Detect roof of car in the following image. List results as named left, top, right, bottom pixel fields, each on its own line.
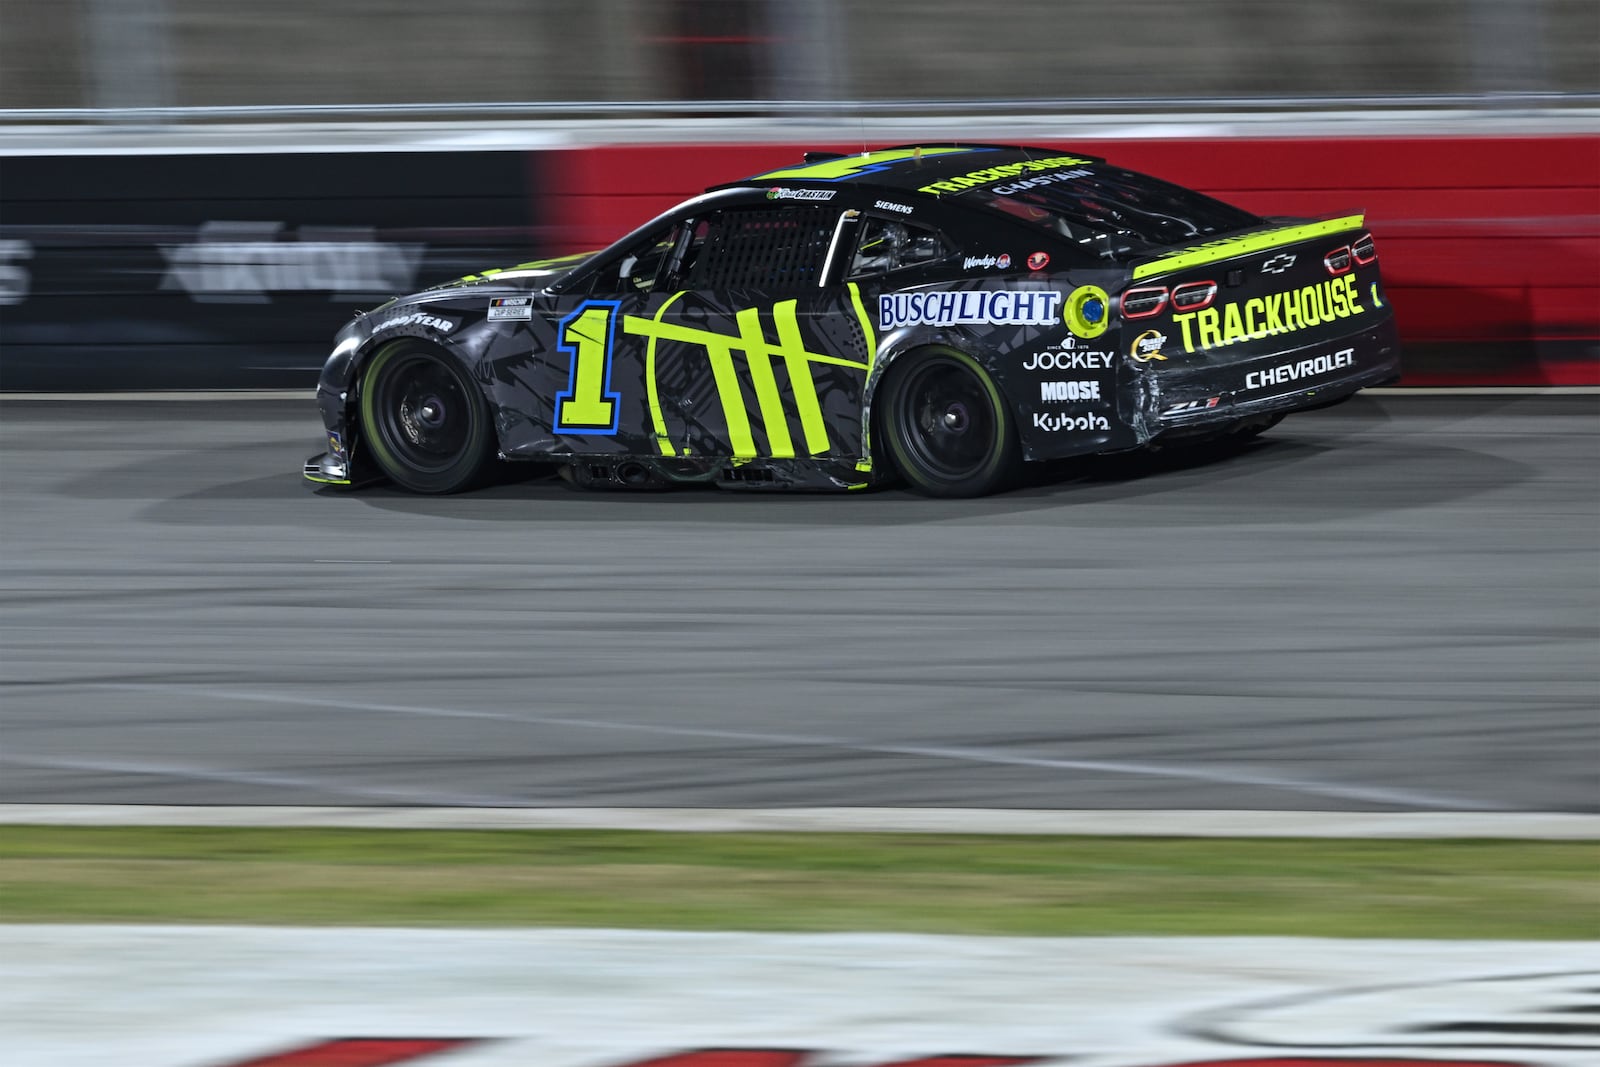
left=722, top=144, right=1108, bottom=197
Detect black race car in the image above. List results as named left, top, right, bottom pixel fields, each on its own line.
left=304, top=144, right=1401, bottom=497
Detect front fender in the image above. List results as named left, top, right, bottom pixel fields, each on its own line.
left=314, top=317, right=486, bottom=484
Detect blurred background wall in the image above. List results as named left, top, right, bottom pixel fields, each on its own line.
left=2, top=1, right=1595, bottom=392
left=3, top=0, right=1597, bottom=110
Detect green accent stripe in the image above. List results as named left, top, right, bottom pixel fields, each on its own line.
left=705, top=341, right=755, bottom=458
left=1131, top=215, right=1365, bottom=281
left=770, top=300, right=830, bottom=456
left=848, top=281, right=879, bottom=364
left=847, top=282, right=879, bottom=473
left=638, top=291, right=688, bottom=456
left=737, top=307, right=795, bottom=458
left=631, top=318, right=868, bottom=371
left=753, top=147, right=973, bottom=181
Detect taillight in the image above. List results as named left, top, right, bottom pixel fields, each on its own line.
left=1171, top=280, right=1217, bottom=311
left=1121, top=285, right=1169, bottom=319
left=1324, top=246, right=1352, bottom=275
left=1352, top=232, right=1377, bottom=265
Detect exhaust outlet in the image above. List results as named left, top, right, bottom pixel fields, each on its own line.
left=615, top=461, right=652, bottom=487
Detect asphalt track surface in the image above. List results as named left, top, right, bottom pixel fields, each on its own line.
left=2, top=393, right=1596, bottom=814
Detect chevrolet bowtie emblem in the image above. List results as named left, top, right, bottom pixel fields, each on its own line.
left=1260, top=253, right=1296, bottom=274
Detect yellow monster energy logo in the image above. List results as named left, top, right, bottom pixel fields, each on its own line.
left=554, top=287, right=878, bottom=460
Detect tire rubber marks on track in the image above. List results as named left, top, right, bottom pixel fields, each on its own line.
left=73, top=681, right=1495, bottom=811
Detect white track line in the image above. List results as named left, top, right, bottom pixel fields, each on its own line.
left=28, top=680, right=1506, bottom=812
left=2, top=804, right=1596, bottom=838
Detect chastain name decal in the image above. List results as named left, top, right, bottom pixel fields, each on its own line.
left=880, top=289, right=1062, bottom=330
left=1246, top=347, right=1355, bottom=391
left=993, top=168, right=1093, bottom=195
left=1171, top=274, right=1364, bottom=353
left=767, top=187, right=837, bottom=201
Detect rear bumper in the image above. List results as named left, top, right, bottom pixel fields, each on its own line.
left=1144, top=314, right=1402, bottom=435
left=304, top=383, right=364, bottom=487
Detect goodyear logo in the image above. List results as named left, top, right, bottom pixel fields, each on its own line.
left=376, top=310, right=454, bottom=332
left=917, top=156, right=1095, bottom=195
left=1170, top=274, right=1365, bottom=354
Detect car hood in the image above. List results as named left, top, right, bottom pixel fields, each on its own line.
left=423, top=250, right=598, bottom=294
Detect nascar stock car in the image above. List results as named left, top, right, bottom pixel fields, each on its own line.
left=304, top=144, right=1400, bottom=497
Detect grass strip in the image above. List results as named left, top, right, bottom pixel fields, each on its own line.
left=1, top=826, right=1595, bottom=938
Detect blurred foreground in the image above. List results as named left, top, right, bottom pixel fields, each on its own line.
left=6, top=924, right=1597, bottom=1065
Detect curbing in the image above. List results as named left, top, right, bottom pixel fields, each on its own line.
left=5, top=926, right=1599, bottom=1065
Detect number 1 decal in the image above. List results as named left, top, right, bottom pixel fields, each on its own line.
left=554, top=300, right=622, bottom=434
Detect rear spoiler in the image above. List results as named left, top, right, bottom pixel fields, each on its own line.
left=1131, top=214, right=1365, bottom=281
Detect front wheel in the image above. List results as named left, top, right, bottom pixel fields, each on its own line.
left=358, top=342, right=495, bottom=493
left=878, top=348, right=1019, bottom=497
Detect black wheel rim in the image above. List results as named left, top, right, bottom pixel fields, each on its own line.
left=372, top=355, right=474, bottom=472
left=893, top=357, right=997, bottom=480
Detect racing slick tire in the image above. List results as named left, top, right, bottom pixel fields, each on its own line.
left=878, top=347, right=1019, bottom=498
left=358, top=341, right=496, bottom=494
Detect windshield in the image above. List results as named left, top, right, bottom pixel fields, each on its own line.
left=967, top=165, right=1262, bottom=260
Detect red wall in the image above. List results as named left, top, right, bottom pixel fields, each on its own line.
left=544, top=136, right=1600, bottom=386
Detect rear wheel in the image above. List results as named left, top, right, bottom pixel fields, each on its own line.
left=359, top=343, right=495, bottom=493
left=878, top=348, right=1019, bottom=497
